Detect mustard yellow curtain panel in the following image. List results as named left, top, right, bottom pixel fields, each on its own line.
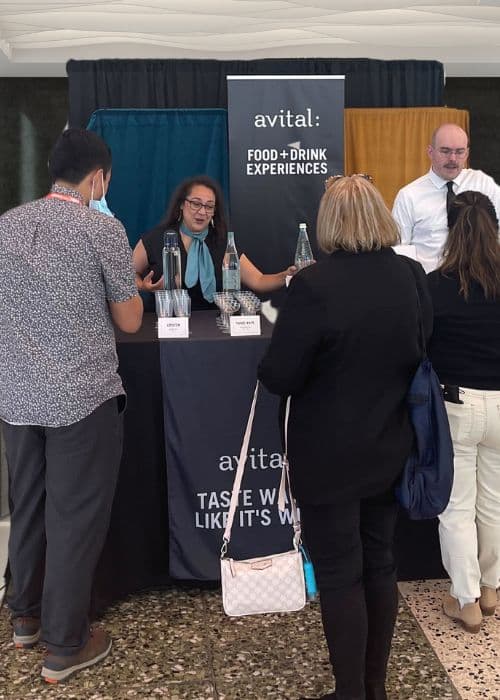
left=344, top=107, right=469, bottom=208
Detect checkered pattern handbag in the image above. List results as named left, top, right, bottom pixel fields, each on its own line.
left=220, top=382, right=306, bottom=617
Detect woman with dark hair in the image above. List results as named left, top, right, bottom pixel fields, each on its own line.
left=428, top=190, right=500, bottom=631
left=132, top=175, right=295, bottom=310
left=258, top=175, right=432, bottom=700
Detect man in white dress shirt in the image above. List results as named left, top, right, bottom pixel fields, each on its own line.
left=392, top=123, right=500, bottom=272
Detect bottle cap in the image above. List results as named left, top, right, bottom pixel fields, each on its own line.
left=164, top=229, right=179, bottom=247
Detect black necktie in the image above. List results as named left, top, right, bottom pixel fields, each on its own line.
left=446, top=181, right=455, bottom=215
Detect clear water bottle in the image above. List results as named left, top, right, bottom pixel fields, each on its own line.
left=222, top=230, right=241, bottom=291
left=162, top=230, right=182, bottom=290
left=294, top=222, right=314, bottom=270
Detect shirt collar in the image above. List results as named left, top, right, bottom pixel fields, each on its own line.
left=51, top=183, right=85, bottom=204
left=428, top=167, right=468, bottom=190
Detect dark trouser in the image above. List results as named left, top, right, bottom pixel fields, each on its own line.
left=2, top=397, right=123, bottom=655
left=300, top=487, right=399, bottom=700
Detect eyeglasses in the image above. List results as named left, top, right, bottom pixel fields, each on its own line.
left=184, top=198, right=216, bottom=214
left=324, top=173, right=373, bottom=190
left=435, top=147, right=468, bottom=157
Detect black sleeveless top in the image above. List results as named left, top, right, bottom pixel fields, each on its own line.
left=141, top=223, right=226, bottom=311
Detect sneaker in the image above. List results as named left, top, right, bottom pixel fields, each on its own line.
left=12, top=616, right=41, bottom=649
left=443, top=593, right=482, bottom=633
left=479, top=586, right=498, bottom=616
left=41, top=627, right=112, bottom=683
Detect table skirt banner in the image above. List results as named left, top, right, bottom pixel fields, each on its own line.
left=159, top=331, right=295, bottom=580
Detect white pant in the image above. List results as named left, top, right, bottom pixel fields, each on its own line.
left=439, top=387, right=500, bottom=600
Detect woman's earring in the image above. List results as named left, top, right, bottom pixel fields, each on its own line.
left=210, top=218, right=214, bottom=227
left=178, top=211, right=182, bottom=222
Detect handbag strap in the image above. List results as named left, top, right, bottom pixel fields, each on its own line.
left=221, top=382, right=301, bottom=556
left=278, top=396, right=301, bottom=546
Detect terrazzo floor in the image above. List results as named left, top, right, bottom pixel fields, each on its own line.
left=0, top=586, right=464, bottom=700
left=399, top=580, right=499, bottom=700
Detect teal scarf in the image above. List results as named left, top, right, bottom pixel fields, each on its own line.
left=180, top=223, right=216, bottom=303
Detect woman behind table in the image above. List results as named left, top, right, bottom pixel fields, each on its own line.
left=258, top=175, right=432, bottom=700
left=132, top=175, right=295, bottom=310
left=428, top=191, right=500, bottom=632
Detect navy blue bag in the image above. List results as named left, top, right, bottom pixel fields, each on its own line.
left=396, top=269, right=454, bottom=520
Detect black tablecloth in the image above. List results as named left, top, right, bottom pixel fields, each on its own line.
left=92, top=312, right=445, bottom=611
left=92, top=314, right=171, bottom=612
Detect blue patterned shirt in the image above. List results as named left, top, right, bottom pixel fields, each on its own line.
left=0, top=184, right=138, bottom=426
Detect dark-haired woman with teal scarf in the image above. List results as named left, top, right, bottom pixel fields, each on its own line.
left=132, top=175, right=295, bottom=310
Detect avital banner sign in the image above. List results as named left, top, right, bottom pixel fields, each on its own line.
left=227, top=75, right=344, bottom=277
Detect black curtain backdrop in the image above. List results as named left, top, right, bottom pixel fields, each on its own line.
left=67, top=58, right=444, bottom=128
left=445, top=77, right=500, bottom=186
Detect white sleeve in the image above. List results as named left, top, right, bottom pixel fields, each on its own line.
left=392, top=188, right=415, bottom=245
left=481, top=174, right=500, bottom=224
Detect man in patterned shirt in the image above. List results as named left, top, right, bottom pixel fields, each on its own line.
left=0, top=129, right=143, bottom=682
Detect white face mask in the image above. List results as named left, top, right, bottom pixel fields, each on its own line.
left=90, top=172, right=114, bottom=217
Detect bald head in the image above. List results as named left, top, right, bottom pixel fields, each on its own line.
left=428, top=124, right=469, bottom=181
left=430, top=124, right=468, bottom=148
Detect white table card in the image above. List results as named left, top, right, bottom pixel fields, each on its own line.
left=229, top=315, right=261, bottom=336
left=158, top=317, right=189, bottom=339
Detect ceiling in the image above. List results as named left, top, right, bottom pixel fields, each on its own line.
left=1, top=1, right=500, bottom=78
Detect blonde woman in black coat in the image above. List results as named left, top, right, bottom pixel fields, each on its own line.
left=258, top=175, right=432, bottom=700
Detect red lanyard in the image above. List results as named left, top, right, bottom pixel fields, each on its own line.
left=46, top=193, right=83, bottom=206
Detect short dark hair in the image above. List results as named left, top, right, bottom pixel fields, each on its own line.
left=161, top=175, right=227, bottom=244
left=48, top=128, right=112, bottom=185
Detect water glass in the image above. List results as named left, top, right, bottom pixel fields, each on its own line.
left=234, top=291, right=261, bottom=316
left=213, top=292, right=240, bottom=333
left=155, top=290, right=173, bottom=317
left=172, top=289, right=191, bottom=317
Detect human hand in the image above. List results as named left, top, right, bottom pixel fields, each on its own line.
left=290, top=260, right=317, bottom=276
left=282, top=265, right=298, bottom=288
left=141, top=270, right=164, bottom=292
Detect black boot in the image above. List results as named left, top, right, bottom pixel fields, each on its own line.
left=366, top=681, right=388, bottom=700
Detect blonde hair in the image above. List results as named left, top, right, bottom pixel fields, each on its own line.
left=317, top=175, right=400, bottom=253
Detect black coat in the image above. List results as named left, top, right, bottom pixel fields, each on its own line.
left=258, top=248, right=432, bottom=505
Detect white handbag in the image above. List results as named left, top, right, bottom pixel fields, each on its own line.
left=220, top=381, right=306, bottom=617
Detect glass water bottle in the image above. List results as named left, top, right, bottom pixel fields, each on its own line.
left=162, top=230, right=182, bottom=290
left=294, top=223, right=314, bottom=270
left=222, top=230, right=241, bottom=291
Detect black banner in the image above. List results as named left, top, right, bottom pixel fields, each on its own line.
left=160, top=315, right=298, bottom=580
left=227, top=75, right=344, bottom=276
